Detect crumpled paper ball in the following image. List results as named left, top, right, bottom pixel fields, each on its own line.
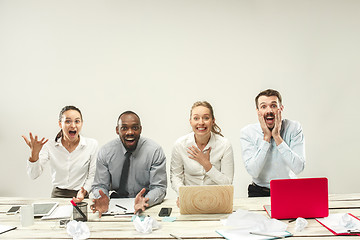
left=133, top=216, right=160, bottom=234
left=340, top=213, right=357, bottom=229
left=294, top=217, right=308, bottom=232
left=66, top=220, right=90, bottom=240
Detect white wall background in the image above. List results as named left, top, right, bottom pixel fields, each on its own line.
left=1, top=0, right=359, bottom=199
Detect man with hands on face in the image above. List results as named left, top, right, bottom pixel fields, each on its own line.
left=90, top=111, right=167, bottom=217
left=240, top=89, right=305, bottom=197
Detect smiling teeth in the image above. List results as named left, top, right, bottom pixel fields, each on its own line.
left=198, top=128, right=206, bottom=130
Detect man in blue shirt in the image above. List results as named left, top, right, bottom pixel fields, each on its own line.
left=240, top=89, right=305, bottom=197
left=91, top=111, right=167, bottom=216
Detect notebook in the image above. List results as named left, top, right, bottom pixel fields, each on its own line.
left=179, top=185, right=233, bottom=214
left=264, top=177, right=328, bottom=219
left=102, top=198, right=135, bottom=216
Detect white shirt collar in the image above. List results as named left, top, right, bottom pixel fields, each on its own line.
left=189, top=132, right=216, bottom=151
left=55, top=135, right=86, bottom=148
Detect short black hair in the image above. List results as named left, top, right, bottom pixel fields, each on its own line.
left=117, top=111, right=141, bottom=125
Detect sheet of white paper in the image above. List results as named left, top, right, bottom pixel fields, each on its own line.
left=223, top=209, right=287, bottom=232
left=0, top=224, right=16, bottom=234
left=41, top=205, right=72, bottom=220
left=105, top=198, right=135, bottom=215
left=216, top=229, right=291, bottom=240
left=316, top=213, right=360, bottom=234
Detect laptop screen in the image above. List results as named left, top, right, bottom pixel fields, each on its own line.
left=33, top=202, right=58, bottom=217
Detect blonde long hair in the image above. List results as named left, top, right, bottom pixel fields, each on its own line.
left=190, top=101, right=223, bottom=137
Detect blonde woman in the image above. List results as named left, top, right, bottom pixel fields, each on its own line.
left=170, top=101, right=234, bottom=198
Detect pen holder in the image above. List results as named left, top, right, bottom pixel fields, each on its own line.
left=73, top=202, right=88, bottom=221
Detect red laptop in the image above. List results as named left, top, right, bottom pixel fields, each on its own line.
left=265, top=177, right=329, bottom=219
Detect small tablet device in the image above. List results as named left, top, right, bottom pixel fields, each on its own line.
left=33, top=202, right=59, bottom=217
left=6, top=206, right=21, bottom=215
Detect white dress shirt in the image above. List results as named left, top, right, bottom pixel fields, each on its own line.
left=240, top=119, right=306, bottom=188
left=27, top=136, right=98, bottom=193
left=170, top=132, right=234, bottom=194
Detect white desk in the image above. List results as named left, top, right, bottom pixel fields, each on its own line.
left=0, top=194, right=360, bottom=239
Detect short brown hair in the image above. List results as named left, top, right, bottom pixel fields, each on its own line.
left=255, top=89, right=282, bottom=109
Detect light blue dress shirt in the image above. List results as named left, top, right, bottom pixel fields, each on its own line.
left=91, top=137, right=167, bottom=207
left=240, top=119, right=305, bottom=188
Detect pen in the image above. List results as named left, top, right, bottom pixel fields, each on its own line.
left=115, top=204, right=127, bottom=211
left=135, top=209, right=143, bottom=216
left=249, top=231, right=285, bottom=239
left=70, top=200, right=87, bottom=219
left=169, top=233, right=183, bottom=240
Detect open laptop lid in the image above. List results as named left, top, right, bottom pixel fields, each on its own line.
left=33, top=202, right=59, bottom=217
left=269, top=177, right=328, bottom=219
left=179, top=185, right=233, bottom=214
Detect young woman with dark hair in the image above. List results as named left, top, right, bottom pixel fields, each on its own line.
left=22, top=106, right=98, bottom=202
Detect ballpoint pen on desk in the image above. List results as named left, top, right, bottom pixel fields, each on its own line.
left=70, top=200, right=87, bottom=220
left=249, top=231, right=285, bottom=239
left=115, top=204, right=127, bottom=211
left=169, top=233, right=183, bottom=240
left=347, top=230, right=360, bottom=234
